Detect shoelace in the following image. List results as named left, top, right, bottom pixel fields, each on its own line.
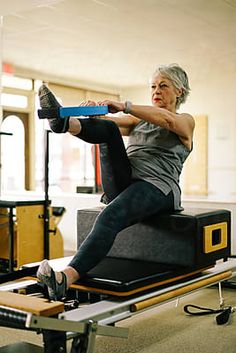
left=183, top=304, right=233, bottom=325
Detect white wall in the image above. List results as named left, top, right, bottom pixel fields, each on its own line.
left=51, top=193, right=101, bottom=251
left=121, top=85, right=150, bottom=105
left=184, top=70, right=236, bottom=197
left=121, top=68, right=236, bottom=198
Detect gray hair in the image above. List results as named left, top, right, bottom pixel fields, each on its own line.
left=153, top=63, right=190, bottom=109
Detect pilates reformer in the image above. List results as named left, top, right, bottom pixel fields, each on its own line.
left=0, top=205, right=235, bottom=353
left=0, top=106, right=234, bottom=352
left=0, top=259, right=235, bottom=353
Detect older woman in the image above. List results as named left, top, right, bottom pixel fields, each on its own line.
left=37, top=63, right=195, bottom=300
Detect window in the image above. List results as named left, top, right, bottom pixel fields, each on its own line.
left=1, top=93, right=28, bottom=109
left=1, top=116, right=25, bottom=191
left=35, top=83, right=120, bottom=194
left=2, top=75, right=33, bottom=90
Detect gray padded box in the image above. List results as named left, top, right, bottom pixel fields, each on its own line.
left=77, top=207, right=231, bottom=268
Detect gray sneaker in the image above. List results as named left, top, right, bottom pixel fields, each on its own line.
left=37, top=259, right=67, bottom=301
left=38, top=84, right=70, bottom=133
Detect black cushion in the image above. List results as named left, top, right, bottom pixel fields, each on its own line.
left=77, top=256, right=203, bottom=294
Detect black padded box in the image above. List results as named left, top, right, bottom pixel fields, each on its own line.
left=77, top=207, right=231, bottom=269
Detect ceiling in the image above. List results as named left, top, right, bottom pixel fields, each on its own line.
left=1, top=0, right=236, bottom=90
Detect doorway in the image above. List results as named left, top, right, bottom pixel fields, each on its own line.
left=1, top=111, right=30, bottom=191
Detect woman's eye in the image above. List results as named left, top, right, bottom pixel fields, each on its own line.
left=150, top=83, right=168, bottom=90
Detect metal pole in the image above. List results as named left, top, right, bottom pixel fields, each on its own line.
left=43, top=129, right=50, bottom=259
left=8, top=207, right=14, bottom=272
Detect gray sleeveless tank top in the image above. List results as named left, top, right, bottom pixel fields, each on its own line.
left=126, top=120, right=191, bottom=210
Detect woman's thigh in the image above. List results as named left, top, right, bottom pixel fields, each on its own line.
left=77, top=118, right=132, bottom=200
left=69, top=180, right=174, bottom=275
left=97, top=180, right=174, bottom=232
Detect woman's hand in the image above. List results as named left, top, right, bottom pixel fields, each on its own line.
left=79, top=100, right=96, bottom=107
left=79, top=100, right=106, bottom=118
left=98, top=100, right=125, bottom=114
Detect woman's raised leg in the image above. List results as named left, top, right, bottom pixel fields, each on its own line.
left=76, top=118, right=132, bottom=201
left=39, top=84, right=132, bottom=200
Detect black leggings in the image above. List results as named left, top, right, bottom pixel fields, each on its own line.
left=76, top=118, right=132, bottom=201
left=69, top=118, right=174, bottom=275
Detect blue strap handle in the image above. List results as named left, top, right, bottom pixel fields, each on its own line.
left=38, top=105, right=109, bottom=119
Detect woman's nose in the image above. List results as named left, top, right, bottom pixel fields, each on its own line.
left=153, top=85, right=160, bottom=94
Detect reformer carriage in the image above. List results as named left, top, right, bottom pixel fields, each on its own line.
left=0, top=206, right=234, bottom=353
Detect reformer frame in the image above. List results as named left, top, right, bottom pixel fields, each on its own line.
left=0, top=260, right=235, bottom=353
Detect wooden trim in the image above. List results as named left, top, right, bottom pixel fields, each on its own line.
left=0, top=291, right=64, bottom=316
left=203, top=222, right=228, bottom=253
left=130, top=270, right=231, bottom=312
left=70, top=267, right=211, bottom=297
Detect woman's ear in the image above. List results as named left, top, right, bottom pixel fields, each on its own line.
left=175, top=87, right=182, bottom=98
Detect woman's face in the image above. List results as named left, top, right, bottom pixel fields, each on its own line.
left=150, top=74, right=181, bottom=112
